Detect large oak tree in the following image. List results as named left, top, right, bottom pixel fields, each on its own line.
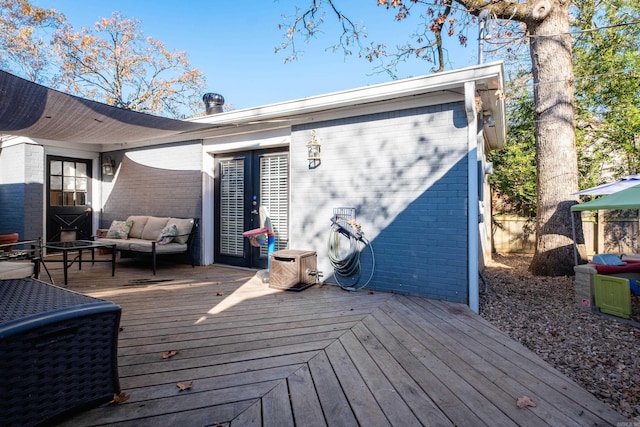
left=0, top=2, right=206, bottom=119
left=0, top=0, right=64, bottom=83
left=282, top=0, right=585, bottom=275
left=53, top=11, right=205, bottom=119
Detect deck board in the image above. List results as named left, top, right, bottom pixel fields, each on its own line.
left=324, top=340, right=391, bottom=427
left=262, top=380, right=295, bottom=427
left=34, top=256, right=626, bottom=426
left=287, top=364, right=326, bottom=427
left=350, top=321, right=453, bottom=426
left=307, top=350, right=359, bottom=427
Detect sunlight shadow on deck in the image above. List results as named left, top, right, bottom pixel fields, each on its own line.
left=86, top=280, right=216, bottom=299
left=195, top=274, right=280, bottom=324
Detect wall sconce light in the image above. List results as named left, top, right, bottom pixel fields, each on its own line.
left=483, top=113, right=495, bottom=127
left=102, top=155, right=115, bottom=176
left=484, top=162, right=494, bottom=175
left=307, top=130, right=321, bottom=168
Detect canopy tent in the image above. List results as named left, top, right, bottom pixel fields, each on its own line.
left=571, top=184, right=640, bottom=212
left=575, top=175, right=640, bottom=196
left=570, top=184, right=640, bottom=264
left=0, top=70, right=214, bottom=148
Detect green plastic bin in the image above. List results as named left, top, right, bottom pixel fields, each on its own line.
left=594, top=274, right=632, bottom=319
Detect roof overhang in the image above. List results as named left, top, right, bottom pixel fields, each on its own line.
left=189, top=61, right=507, bottom=150
left=0, top=62, right=507, bottom=151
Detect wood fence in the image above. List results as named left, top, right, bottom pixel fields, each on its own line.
left=492, top=211, right=640, bottom=255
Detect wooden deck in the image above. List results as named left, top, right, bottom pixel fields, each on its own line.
left=39, top=255, right=626, bottom=426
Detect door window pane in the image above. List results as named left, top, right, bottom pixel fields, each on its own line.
left=50, top=160, right=62, bottom=176
left=76, top=192, right=87, bottom=206
left=50, top=176, right=62, bottom=190
left=76, top=163, right=87, bottom=178
left=63, top=161, right=75, bottom=177
left=76, top=177, right=87, bottom=191
left=63, top=177, right=75, bottom=191
left=260, top=154, right=289, bottom=255
left=63, top=192, right=75, bottom=206
left=50, top=191, right=63, bottom=206
left=220, top=159, right=245, bottom=256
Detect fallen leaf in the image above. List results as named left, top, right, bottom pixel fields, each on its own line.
left=516, top=395, right=536, bottom=409
left=368, top=290, right=375, bottom=295
left=177, top=381, right=193, bottom=391
left=110, top=391, right=130, bottom=404
left=216, top=291, right=224, bottom=296
left=162, top=350, right=179, bottom=359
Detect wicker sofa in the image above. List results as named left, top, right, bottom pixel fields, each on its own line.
left=95, top=216, right=198, bottom=275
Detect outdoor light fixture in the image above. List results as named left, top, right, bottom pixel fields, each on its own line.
left=307, top=130, right=321, bottom=168
left=483, top=113, right=496, bottom=127
left=102, top=155, right=115, bottom=176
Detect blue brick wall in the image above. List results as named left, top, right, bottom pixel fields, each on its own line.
left=289, top=102, right=470, bottom=303
left=0, top=143, right=44, bottom=240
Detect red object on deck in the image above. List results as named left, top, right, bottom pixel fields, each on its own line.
left=594, top=260, right=640, bottom=273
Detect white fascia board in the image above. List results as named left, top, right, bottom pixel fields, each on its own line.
left=189, top=62, right=506, bottom=128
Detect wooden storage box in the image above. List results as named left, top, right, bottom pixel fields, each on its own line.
left=0, top=278, right=121, bottom=426
left=269, top=250, right=317, bottom=291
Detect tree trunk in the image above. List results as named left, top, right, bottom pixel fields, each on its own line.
left=528, top=1, right=586, bottom=276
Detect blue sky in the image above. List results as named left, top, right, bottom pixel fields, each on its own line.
left=34, top=0, right=478, bottom=110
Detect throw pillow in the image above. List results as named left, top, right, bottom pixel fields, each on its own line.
left=106, top=220, right=133, bottom=239
left=157, top=224, right=178, bottom=245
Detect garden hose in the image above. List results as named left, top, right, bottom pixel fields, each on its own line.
left=327, top=219, right=375, bottom=291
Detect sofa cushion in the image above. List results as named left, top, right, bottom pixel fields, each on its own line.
left=127, top=216, right=149, bottom=239
left=169, top=218, right=195, bottom=244
left=106, top=220, right=133, bottom=239
left=0, top=261, right=34, bottom=279
left=157, top=224, right=178, bottom=245
left=129, top=241, right=188, bottom=254
left=96, top=238, right=134, bottom=251
left=141, top=217, right=169, bottom=240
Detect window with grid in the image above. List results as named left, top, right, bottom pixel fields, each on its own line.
left=49, top=160, right=88, bottom=206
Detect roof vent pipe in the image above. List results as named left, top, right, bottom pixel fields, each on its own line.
left=203, top=93, right=225, bottom=115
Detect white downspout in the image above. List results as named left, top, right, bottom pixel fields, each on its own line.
left=465, top=81, right=480, bottom=313
left=201, top=148, right=215, bottom=265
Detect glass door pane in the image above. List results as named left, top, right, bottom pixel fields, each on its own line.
left=219, top=158, right=245, bottom=256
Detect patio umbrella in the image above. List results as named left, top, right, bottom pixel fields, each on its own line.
left=570, top=184, right=640, bottom=264
left=575, top=174, right=640, bottom=195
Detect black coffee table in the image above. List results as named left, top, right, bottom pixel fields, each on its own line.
left=44, top=240, right=116, bottom=286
